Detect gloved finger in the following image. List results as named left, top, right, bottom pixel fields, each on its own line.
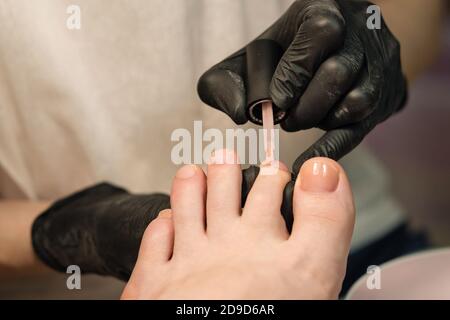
left=281, top=180, right=295, bottom=232
left=197, top=48, right=248, bottom=124
left=240, top=165, right=260, bottom=208
left=269, top=0, right=345, bottom=112
left=291, top=120, right=374, bottom=176
left=319, top=67, right=381, bottom=130
left=281, top=40, right=365, bottom=132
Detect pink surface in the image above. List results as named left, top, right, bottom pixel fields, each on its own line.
left=347, top=249, right=450, bottom=300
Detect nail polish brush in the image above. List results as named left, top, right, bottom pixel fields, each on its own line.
left=246, top=39, right=287, bottom=163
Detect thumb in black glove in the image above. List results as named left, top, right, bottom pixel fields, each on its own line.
left=198, top=0, right=407, bottom=169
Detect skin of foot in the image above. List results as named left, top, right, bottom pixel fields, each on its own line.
left=121, top=150, right=355, bottom=300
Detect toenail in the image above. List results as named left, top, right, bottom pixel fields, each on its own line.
left=300, top=160, right=339, bottom=192
left=176, top=165, right=197, bottom=179
left=209, top=149, right=237, bottom=165
left=158, top=210, right=172, bottom=219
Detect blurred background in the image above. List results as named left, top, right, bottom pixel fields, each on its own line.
left=366, top=19, right=450, bottom=246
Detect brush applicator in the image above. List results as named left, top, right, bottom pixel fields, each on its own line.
left=246, top=39, right=286, bottom=164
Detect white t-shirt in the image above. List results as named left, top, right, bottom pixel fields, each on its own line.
left=0, top=0, right=405, bottom=298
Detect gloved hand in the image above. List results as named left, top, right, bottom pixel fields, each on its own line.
left=198, top=0, right=408, bottom=168
left=32, top=183, right=170, bottom=281
left=32, top=170, right=292, bottom=281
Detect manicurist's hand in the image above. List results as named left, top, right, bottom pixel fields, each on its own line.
left=198, top=0, right=407, bottom=171
left=122, top=150, right=355, bottom=300
left=32, top=184, right=170, bottom=281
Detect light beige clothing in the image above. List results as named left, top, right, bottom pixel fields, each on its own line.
left=0, top=0, right=404, bottom=298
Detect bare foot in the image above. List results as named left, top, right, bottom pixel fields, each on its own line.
left=122, top=150, right=355, bottom=300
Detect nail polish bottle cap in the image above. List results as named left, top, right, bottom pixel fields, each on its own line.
left=246, top=39, right=287, bottom=125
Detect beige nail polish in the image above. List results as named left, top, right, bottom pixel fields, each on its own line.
left=300, top=160, right=339, bottom=192
left=158, top=210, right=172, bottom=219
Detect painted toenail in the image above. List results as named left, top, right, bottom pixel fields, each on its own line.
left=300, top=160, right=339, bottom=192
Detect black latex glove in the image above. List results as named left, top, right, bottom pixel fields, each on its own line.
left=198, top=0, right=408, bottom=171
left=32, top=183, right=170, bottom=281
left=32, top=168, right=289, bottom=281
